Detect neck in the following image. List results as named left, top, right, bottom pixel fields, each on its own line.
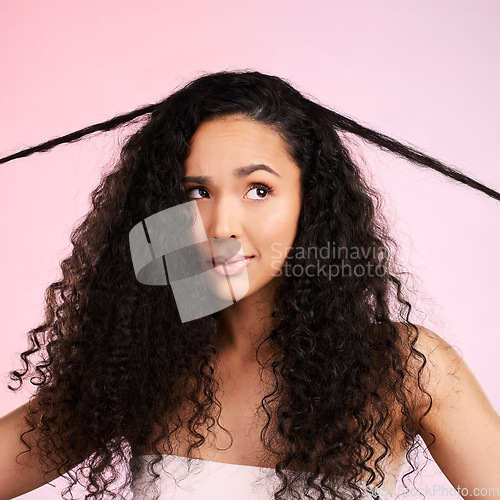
left=214, top=279, right=281, bottom=367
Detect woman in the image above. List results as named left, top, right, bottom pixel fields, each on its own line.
left=0, top=70, right=499, bottom=499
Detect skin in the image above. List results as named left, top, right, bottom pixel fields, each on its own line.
left=182, top=115, right=302, bottom=367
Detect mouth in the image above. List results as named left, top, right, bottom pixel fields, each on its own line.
left=211, top=255, right=255, bottom=266
left=208, top=256, right=255, bottom=276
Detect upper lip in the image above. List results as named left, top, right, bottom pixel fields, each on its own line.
left=212, top=255, right=253, bottom=266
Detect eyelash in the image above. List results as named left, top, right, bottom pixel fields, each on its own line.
left=184, top=182, right=274, bottom=201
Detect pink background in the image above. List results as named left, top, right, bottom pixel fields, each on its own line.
left=1, top=1, right=499, bottom=498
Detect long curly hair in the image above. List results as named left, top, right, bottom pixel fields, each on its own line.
left=2, top=70, right=499, bottom=500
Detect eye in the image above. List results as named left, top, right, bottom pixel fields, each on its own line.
left=185, top=186, right=209, bottom=199
left=246, top=183, right=274, bottom=200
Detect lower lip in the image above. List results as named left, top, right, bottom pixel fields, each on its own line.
left=212, top=257, right=253, bottom=276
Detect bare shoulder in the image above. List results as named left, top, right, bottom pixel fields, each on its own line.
left=0, top=399, right=95, bottom=499
left=391, top=323, right=500, bottom=491
left=391, top=322, right=467, bottom=413
left=391, top=321, right=456, bottom=356
left=369, top=322, right=461, bottom=429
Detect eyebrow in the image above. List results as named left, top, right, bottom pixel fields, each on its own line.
left=182, top=164, right=281, bottom=184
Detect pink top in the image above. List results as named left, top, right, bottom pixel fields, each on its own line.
left=130, top=454, right=392, bottom=499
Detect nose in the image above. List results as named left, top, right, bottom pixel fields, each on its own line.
left=204, top=195, right=241, bottom=241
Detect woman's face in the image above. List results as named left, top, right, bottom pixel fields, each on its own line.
left=182, top=115, right=302, bottom=303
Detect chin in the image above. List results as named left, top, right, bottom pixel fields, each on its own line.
left=203, top=268, right=252, bottom=303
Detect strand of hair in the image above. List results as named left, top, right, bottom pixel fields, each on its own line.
left=322, top=106, right=500, bottom=202
left=0, top=103, right=159, bottom=165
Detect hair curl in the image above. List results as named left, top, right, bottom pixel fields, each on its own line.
left=3, top=70, right=499, bottom=500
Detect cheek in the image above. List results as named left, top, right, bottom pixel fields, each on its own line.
left=265, top=207, right=295, bottom=235
left=267, top=197, right=301, bottom=240
left=258, top=204, right=300, bottom=261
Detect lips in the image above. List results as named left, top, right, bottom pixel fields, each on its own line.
left=211, top=256, right=254, bottom=276
left=212, top=255, right=254, bottom=266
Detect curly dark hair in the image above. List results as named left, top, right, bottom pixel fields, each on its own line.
left=2, top=70, right=499, bottom=500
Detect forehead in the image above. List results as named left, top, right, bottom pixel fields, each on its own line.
left=184, top=116, right=294, bottom=171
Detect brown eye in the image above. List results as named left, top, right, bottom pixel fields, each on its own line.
left=186, top=186, right=209, bottom=199
left=247, top=183, right=274, bottom=200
